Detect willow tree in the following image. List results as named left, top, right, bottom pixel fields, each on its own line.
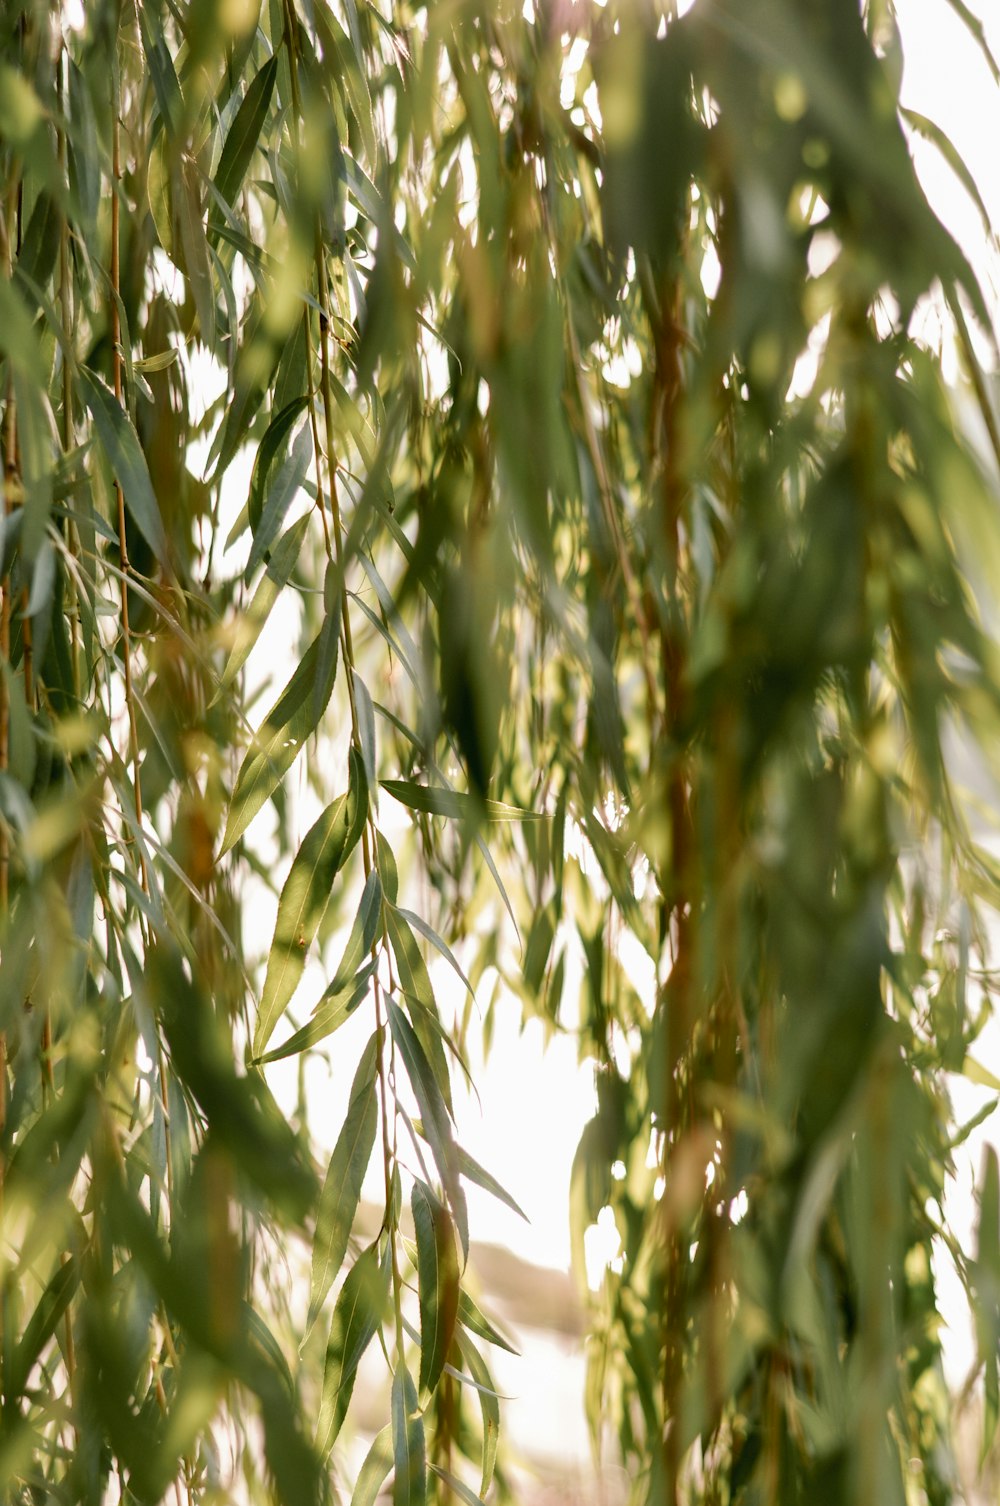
left=1, top=0, right=1000, bottom=1502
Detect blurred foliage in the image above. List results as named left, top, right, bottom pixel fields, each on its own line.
left=1, top=0, right=1000, bottom=1503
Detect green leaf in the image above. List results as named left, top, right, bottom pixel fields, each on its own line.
left=79, top=368, right=169, bottom=569
left=977, top=1145, right=1000, bottom=1451
left=214, top=514, right=310, bottom=703
left=0, top=65, right=43, bottom=146
left=17, top=190, right=61, bottom=294
left=351, top=1424, right=394, bottom=1506
left=354, top=671, right=379, bottom=808
left=244, top=1304, right=296, bottom=1398
left=328, top=868, right=382, bottom=996
left=391, top=902, right=473, bottom=999
left=384, top=907, right=453, bottom=1102
left=901, top=108, right=994, bottom=240
left=147, top=131, right=176, bottom=258
left=137, top=7, right=184, bottom=137
left=411, top=1180, right=460, bottom=1396
left=254, top=963, right=375, bottom=1065
left=212, top=314, right=283, bottom=481
left=314, top=1, right=378, bottom=169
left=7, top=1254, right=80, bottom=1399
left=427, top=1466, right=486, bottom=1506
left=454, top=1143, right=528, bottom=1225
left=245, top=397, right=310, bottom=539
left=457, top=1287, right=519, bottom=1357
left=133, top=349, right=179, bottom=374
left=457, top=1335, right=499, bottom=1499
left=149, top=946, right=315, bottom=1222
left=212, top=56, right=278, bottom=216
left=254, top=748, right=369, bottom=1056
left=314, top=563, right=342, bottom=724
left=220, top=629, right=341, bottom=854
left=245, top=419, right=313, bottom=578
left=381, top=780, right=543, bottom=822
left=387, top=999, right=467, bottom=1261
left=317, top=1241, right=387, bottom=1458
left=411, top=1122, right=527, bottom=1226
left=391, top=1364, right=426, bottom=1506
left=964, top=1055, right=1000, bottom=1093
left=176, top=155, right=216, bottom=343
left=309, top=1035, right=379, bottom=1327
left=4, top=668, right=34, bottom=793
left=0, top=280, right=52, bottom=556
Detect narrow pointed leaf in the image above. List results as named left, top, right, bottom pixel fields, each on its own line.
left=351, top=1424, right=394, bottom=1506
left=246, top=397, right=309, bottom=538
left=212, top=56, right=278, bottom=214
left=411, top=1180, right=460, bottom=1396
left=411, top=1120, right=527, bottom=1227
left=254, top=748, right=368, bottom=1055
left=354, top=671, right=379, bottom=808
left=137, top=8, right=184, bottom=137
left=245, top=419, right=313, bottom=578
left=329, top=868, right=382, bottom=996
left=7, top=1255, right=80, bottom=1399
left=310, top=1035, right=379, bottom=1326
left=428, top=1466, right=486, bottom=1506
left=79, top=368, right=169, bottom=568
left=254, top=962, right=374, bottom=1065
left=385, top=906, right=453, bottom=1116
left=221, top=630, right=341, bottom=855
left=457, top=1335, right=499, bottom=1499
left=391, top=902, right=473, bottom=998
left=457, top=1287, right=519, bottom=1357
left=214, top=514, right=310, bottom=703
left=317, top=1242, right=387, bottom=1458
left=455, top=1143, right=528, bottom=1224
left=387, top=999, right=467, bottom=1262
left=381, top=780, right=543, bottom=822
left=391, top=1365, right=426, bottom=1506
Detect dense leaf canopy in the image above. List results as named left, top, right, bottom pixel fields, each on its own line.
left=1, top=0, right=1000, bottom=1503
